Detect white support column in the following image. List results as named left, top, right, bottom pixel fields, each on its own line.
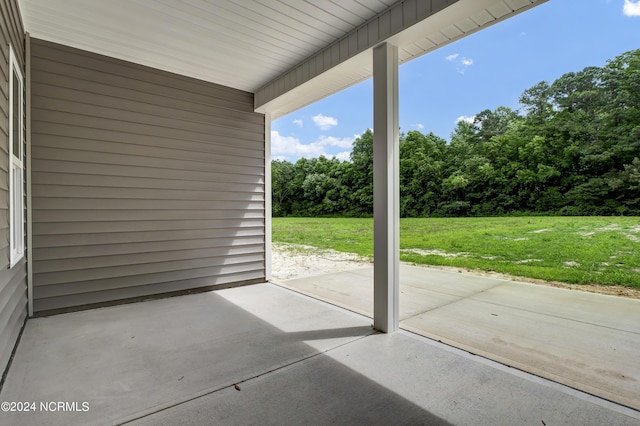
left=264, top=113, right=272, bottom=281
left=373, top=42, right=399, bottom=333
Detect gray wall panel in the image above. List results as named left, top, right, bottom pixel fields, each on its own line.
left=33, top=108, right=264, bottom=143
left=31, top=146, right=264, bottom=176
left=32, top=209, right=264, bottom=223
left=33, top=271, right=264, bottom=314
left=31, top=172, right=264, bottom=192
left=0, top=0, right=26, bottom=379
left=32, top=136, right=265, bottom=167
left=34, top=219, right=265, bottom=235
left=32, top=121, right=264, bottom=155
left=34, top=244, right=265, bottom=274
left=31, top=38, right=266, bottom=312
left=33, top=236, right=265, bottom=261
left=35, top=256, right=265, bottom=287
left=33, top=228, right=265, bottom=248
left=32, top=186, right=265, bottom=202
left=32, top=159, right=264, bottom=184
left=29, top=43, right=255, bottom=110
left=31, top=81, right=264, bottom=130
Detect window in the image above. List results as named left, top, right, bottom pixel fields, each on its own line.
left=8, top=45, right=24, bottom=267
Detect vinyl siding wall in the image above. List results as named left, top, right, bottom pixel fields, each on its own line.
left=30, top=39, right=266, bottom=313
left=0, top=0, right=27, bottom=376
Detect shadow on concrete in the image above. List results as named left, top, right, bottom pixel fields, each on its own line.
left=1, top=284, right=451, bottom=426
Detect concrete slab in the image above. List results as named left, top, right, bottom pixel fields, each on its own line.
left=278, top=267, right=374, bottom=316
left=402, top=293, right=640, bottom=410
left=132, top=331, right=640, bottom=426
left=130, top=340, right=448, bottom=426
left=1, top=283, right=638, bottom=425
left=400, top=265, right=505, bottom=298
left=0, top=284, right=373, bottom=425
left=279, top=266, right=504, bottom=320
left=398, top=267, right=503, bottom=320
left=277, top=265, right=640, bottom=411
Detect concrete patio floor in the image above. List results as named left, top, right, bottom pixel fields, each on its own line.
left=1, top=283, right=639, bottom=425
left=275, top=265, right=640, bottom=413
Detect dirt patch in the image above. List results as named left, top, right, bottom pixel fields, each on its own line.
left=401, top=248, right=468, bottom=258
left=515, top=259, right=543, bottom=264
left=272, top=243, right=640, bottom=300
left=531, top=228, right=551, bottom=233
left=272, top=243, right=371, bottom=280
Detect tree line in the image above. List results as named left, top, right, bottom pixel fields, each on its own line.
left=272, top=49, right=640, bottom=217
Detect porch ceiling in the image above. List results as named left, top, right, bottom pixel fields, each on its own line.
left=18, top=0, right=546, bottom=118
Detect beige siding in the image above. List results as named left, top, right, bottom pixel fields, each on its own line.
left=0, top=0, right=27, bottom=377
left=30, top=39, right=265, bottom=314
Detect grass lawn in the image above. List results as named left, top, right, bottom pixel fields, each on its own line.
left=272, top=216, right=640, bottom=288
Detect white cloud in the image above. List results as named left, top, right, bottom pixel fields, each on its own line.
left=316, top=135, right=354, bottom=149
left=292, top=119, right=303, bottom=127
left=312, top=114, right=338, bottom=130
left=624, top=0, right=640, bottom=16
left=270, top=131, right=355, bottom=161
left=335, top=151, right=352, bottom=162
left=457, top=56, right=474, bottom=74
left=416, top=123, right=424, bottom=130
left=445, top=53, right=474, bottom=74
left=271, top=131, right=312, bottom=159
left=456, top=115, right=475, bottom=125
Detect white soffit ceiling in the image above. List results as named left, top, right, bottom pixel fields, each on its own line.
left=18, top=0, right=396, bottom=92
left=18, top=0, right=546, bottom=117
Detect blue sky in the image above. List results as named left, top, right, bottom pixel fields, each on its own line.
left=271, top=0, right=640, bottom=162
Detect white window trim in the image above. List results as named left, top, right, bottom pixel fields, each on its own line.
left=9, top=45, right=25, bottom=268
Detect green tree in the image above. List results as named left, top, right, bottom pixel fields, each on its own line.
left=271, top=49, right=640, bottom=218
left=349, top=129, right=374, bottom=215
left=271, top=159, right=295, bottom=216
left=400, top=130, right=446, bottom=216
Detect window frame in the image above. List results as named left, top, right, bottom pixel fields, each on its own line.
left=8, top=44, right=25, bottom=268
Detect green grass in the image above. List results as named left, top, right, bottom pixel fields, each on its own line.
left=272, top=216, right=640, bottom=288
